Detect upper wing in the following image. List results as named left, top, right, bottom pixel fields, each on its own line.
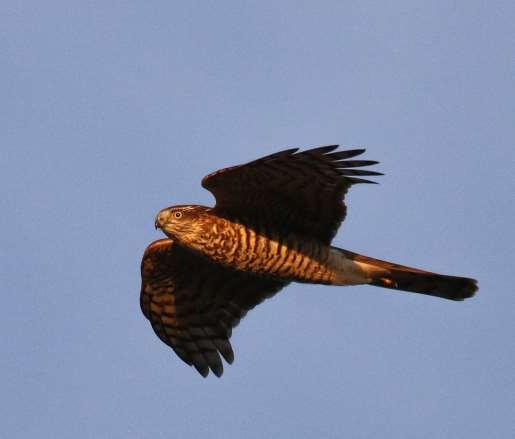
left=202, top=145, right=381, bottom=244
left=140, top=239, right=287, bottom=377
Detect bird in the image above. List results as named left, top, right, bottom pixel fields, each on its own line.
left=140, top=145, right=478, bottom=377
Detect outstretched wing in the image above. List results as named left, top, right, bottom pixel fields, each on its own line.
left=202, top=145, right=382, bottom=244
left=140, top=239, right=287, bottom=377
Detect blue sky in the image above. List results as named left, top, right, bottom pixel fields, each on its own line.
left=2, top=1, right=514, bottom=437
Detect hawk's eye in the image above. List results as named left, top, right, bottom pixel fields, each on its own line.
left=173, top=211, right=183, bottom=219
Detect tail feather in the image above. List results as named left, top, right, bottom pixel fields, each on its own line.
left=340, top=249, right=478, bottom=301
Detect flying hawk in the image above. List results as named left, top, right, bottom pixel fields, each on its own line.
left=140, top=145, right=477, bottom=377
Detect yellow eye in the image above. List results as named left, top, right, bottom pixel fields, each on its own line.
left=173, top=211, right=183, bottom=219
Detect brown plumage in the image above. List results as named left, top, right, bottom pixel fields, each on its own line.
left=140, top=239, right=285, bottom=377
left=141, top=145, right=477, bottom=377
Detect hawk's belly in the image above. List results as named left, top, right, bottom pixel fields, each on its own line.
left=194, top=218, right=362, bottom=285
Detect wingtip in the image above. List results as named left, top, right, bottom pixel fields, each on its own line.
left=220, top=346, right=235, bottom=364
left=194, top=364, right=210, bottom=378
left=211, top=365, right=224, bottom=378
left=193, top=362, right=225, bottom=378
left=266, top=147, right=299, bottom=158
left=346, top=176, right=379, bottom=184
left=325, top=148, right=367, bottom=160
left=302, top=144, right=339, bottom=154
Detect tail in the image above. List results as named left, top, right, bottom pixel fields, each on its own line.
left=337, top=249, right=478, bottom=301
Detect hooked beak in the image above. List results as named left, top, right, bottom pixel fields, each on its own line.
left=155, top=209, right=171, bottom=231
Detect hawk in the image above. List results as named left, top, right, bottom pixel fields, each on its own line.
left=140, top=145, right=477, bottom=377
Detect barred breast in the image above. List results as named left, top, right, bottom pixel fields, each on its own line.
left=195, top=215, right=366, bottom=285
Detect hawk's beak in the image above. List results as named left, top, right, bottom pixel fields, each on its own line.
left=155, top=209, right=171, bottom=230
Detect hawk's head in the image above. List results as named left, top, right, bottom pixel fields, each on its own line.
left=155, top=205, right=210, bottom=246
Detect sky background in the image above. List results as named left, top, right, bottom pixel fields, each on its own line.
left=2, top=1, right=514, bottom=438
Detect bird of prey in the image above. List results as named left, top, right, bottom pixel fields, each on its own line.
left=140, top=145, right=477, bottom=377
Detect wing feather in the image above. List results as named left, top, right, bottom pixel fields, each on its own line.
left=140, top=239, right=286, bottom=377
left=201, top=145, right=381, bottom=243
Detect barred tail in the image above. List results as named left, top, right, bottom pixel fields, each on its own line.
left=337, top=249, right=478, bottom=301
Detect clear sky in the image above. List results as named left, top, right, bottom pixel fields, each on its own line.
left=2, top=1, right=514, bottom=438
